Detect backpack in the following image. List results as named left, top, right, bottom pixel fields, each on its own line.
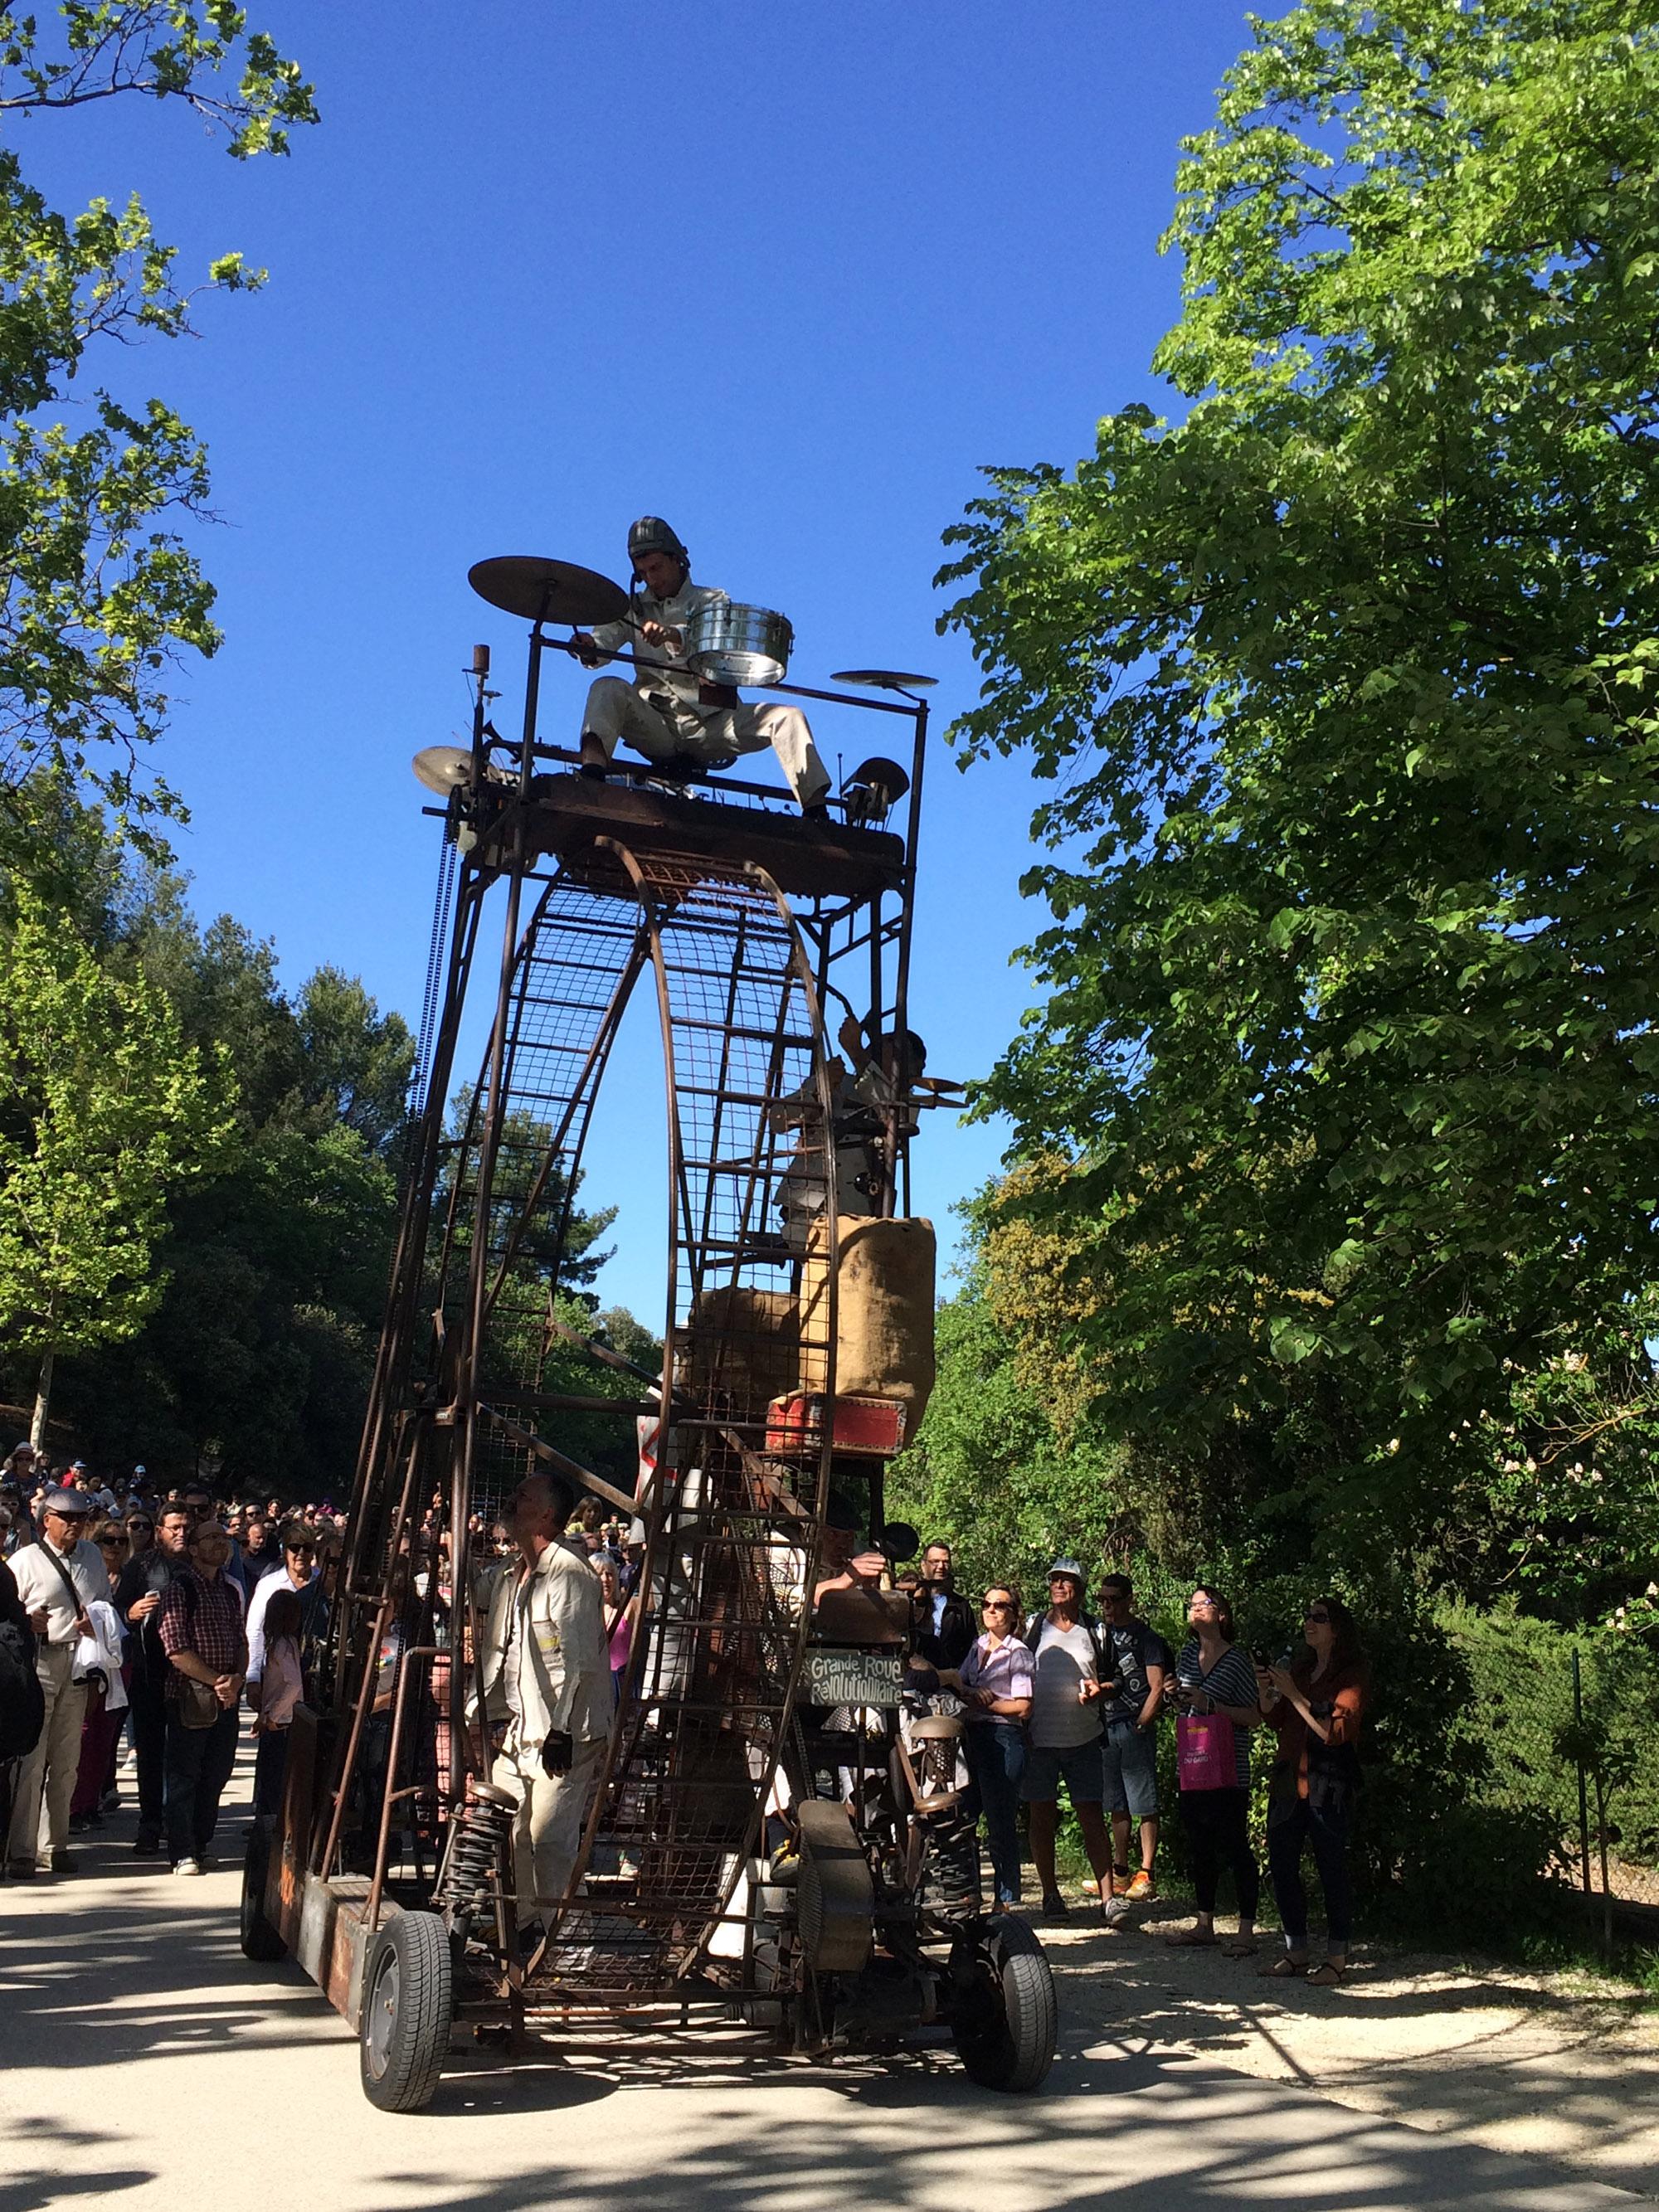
left=0, top=1616, right=45, bottom=1762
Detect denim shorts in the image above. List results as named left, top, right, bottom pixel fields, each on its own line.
left=1101, top=1717, right=1160, bottom=1819
left=1020, top=1737, right=1104, bottom=1806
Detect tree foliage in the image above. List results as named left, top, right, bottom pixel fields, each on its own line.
left=0, top=4, right=314, bottom=852
left=0, top=882, right=227, bottom=1369
left=938, top=1, right=1659, bottom=1554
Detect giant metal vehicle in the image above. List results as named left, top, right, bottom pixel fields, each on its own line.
left=241, top=554, right=1058, bottom=2107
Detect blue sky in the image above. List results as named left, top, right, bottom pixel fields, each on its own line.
left=32, top=2, right=1256, bottom=1321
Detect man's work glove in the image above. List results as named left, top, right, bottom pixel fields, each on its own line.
left=541, top=1728, right=574, bottom=1777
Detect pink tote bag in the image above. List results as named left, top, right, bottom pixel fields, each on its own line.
left=1176, top=1709, right=1237, bottom=1791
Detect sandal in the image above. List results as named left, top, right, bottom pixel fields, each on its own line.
left=1306, top=1961, right=1347, bottom=1986
left=1219, top=1937, right=1259, bottom=1957
left=1258, top=1953, right=1310, bottom=1979
left=1164, top=1927, right=1219, bottom=1947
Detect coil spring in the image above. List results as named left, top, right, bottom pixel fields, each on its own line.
left=436, top=1789, right=513, bottom=1914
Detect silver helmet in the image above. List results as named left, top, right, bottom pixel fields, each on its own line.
left=626, top=514, right=688, bottom=566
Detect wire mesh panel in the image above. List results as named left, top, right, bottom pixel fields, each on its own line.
left=533, top=848, right=837, bottom=1992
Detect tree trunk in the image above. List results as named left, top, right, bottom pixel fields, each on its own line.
left=29, top=1343, right=53, bottom=1450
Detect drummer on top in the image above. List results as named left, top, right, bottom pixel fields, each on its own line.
left=570, top=517, right=831, bottom=818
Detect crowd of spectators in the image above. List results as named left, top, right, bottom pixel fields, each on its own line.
left=902, top=1546, right=1368, bottom=1986
left=0, top=1442, right=346, bottom=1880
left=0, top=1438, right=1363, bottom=1981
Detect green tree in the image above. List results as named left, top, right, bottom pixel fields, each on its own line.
left=0, top=5, right=314, bottom=855
left=939, top=0, right=1659, bottom=1544
left=32, top=828, right=418, bottom=1489
left=0, top=885, right=229, bottom=1438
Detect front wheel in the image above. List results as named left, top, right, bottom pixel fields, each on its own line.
left=951, top=1916, right=1058, bottom=2092
left=359, top=1909, right=454, bottom=2112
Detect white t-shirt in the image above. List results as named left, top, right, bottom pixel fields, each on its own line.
left=1029, top=1617, right=1102, bottom=1749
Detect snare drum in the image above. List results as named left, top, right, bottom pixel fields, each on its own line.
left=685, top=601, right=794, bottom=688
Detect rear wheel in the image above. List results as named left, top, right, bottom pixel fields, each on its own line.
left=951, top=1916, right=1058, bottom=2092
left=239, top=1821, right=285, bottom=1963
left=359, top=1909, right=453, bottom=2112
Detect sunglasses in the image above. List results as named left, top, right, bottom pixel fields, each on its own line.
left=1305, top=1609, right=1331, bottom=1624
left=97, top=1537, right=124, bottom=1548
left=981, top=1598, right=1015, bottom=1612
left=128, top=1522, right=153, bottom=1533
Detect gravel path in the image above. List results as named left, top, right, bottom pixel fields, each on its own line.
left=1041, top=1893, right=1659, bottom=2198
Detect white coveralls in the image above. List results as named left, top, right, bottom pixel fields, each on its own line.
left=582, top=580, right=830, bottom=807
left=475, top=1538, right=611, bottom=1926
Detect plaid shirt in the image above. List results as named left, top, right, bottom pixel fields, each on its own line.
left=158, top=1565, right=248, bottom=1699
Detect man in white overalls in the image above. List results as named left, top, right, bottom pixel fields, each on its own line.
left=474, top=1473, right=611, bottom=1937
left=571, top=516, right=830, bottom=815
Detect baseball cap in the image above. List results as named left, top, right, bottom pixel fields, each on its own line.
left=1047, top=1557, right=1085, bottom=1582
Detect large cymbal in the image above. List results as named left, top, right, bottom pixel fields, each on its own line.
left=830, top=667, right=937, bottom=692
left=411, top=745, right=476, bottom=794
left=469, top=555, right=628, bottom=627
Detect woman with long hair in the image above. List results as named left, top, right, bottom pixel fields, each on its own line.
left=1258, top=1594, right=1367, bottom=1986
left=1165, top=1582, right=1262, bottom=1955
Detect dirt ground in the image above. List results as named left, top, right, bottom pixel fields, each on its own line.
left=1042, top=1889, right=1659, bottom=2198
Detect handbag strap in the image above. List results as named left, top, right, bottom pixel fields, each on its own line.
left=36, top=1541, right=86, bottom=1636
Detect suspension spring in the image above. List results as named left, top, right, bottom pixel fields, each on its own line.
left=435, top=1784, right=515, bottom=1915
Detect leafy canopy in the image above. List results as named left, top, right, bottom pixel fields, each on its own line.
left=939, top=0, right=1659, bottom=1500
left=0, top=882, right=229, bottom=1359
left=0, top=4, right=314, bottom=853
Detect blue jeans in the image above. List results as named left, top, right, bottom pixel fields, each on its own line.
left=965, top=1720, right=1027, bottom=1905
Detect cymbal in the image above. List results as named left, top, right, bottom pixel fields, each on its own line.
left=411, top=746, right=475, bottom=795
left=469, top=555, right=629, bottom=627
left=830, top=668, right=938, bottom=692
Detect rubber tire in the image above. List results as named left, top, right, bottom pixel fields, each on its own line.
left=239, top=1821, right=286, bottom=1964
left=951, top=1916, right=1058, bottom=2093
left=359, top=1910, right=454, bottom=2112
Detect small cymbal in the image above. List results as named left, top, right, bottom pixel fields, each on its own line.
left=469, top=555, right=629, bottom=627
left=411, top=746, right=476, bottom=795
left=830, top=668, right=937, bottom=692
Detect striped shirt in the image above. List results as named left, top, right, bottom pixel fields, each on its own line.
left=1175, top=1637, right=1258, bottom=1787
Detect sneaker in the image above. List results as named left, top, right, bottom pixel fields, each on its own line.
left=133, top=1830, right=165, bottom=1857
left=1126, top=1870, right=1157, bottom=1901
left=173, top=1857, right=203, bottom=1877
left=1037, top=1891, right=1069, bottom=1923
left=1109, top=1868, right=1133, bottom=1897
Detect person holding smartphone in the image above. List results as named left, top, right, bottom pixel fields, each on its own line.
left=1257, top=1595, right=1368, bottom=1985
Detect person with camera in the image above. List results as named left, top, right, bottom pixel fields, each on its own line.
left=1257, top=1595, right=1368, bottom=1985
left=474, top=1472, right=610, bottom=1941
left=1165, top=1583, right=1262, bottom=1954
